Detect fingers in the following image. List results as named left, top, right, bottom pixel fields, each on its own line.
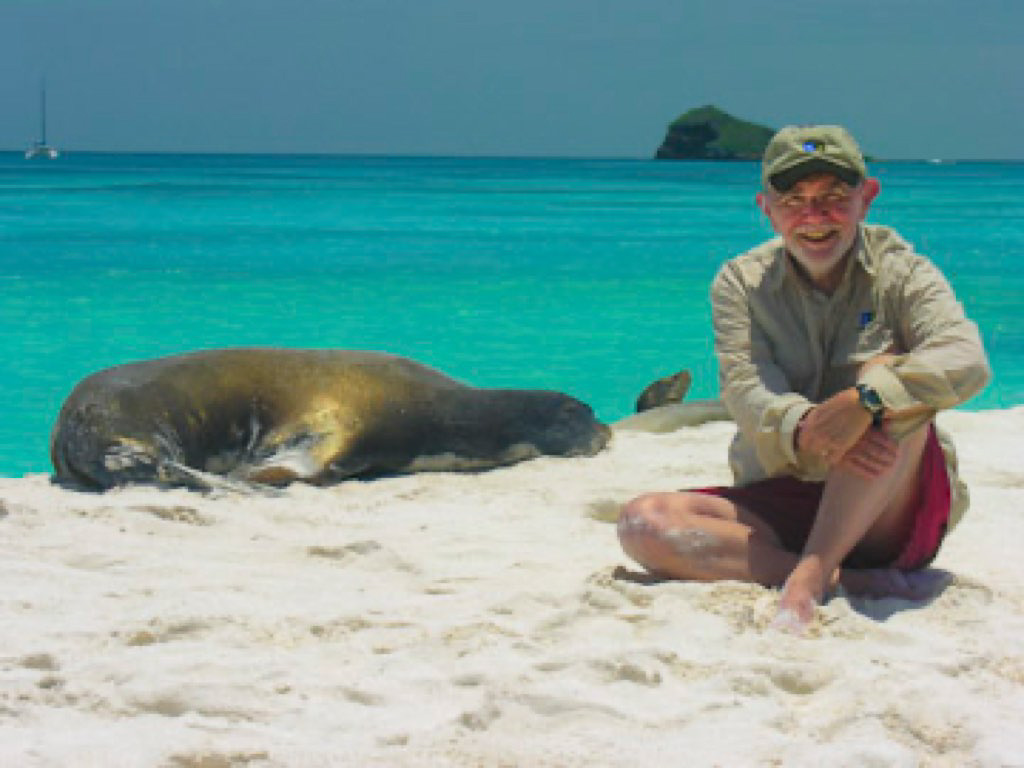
left=798, top=391, right=874, bottom=460
left=855, top=430, right=898, bottom=462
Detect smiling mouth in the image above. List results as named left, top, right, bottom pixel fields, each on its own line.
left=798, top=229, right=839, bottom=244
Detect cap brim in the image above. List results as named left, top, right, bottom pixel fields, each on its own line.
left=769, top=158, right=862, bottom=192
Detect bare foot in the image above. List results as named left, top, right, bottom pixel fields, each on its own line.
left=771, top=605, right=811, bottom=635
left=773, top=560, right=828, bottom=633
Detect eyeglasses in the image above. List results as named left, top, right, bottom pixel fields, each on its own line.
left=770, top=189, right=855, bottom=215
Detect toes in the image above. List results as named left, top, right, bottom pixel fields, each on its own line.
left=770, top=606, right=811, bottom=635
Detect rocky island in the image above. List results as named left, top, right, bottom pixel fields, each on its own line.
left=655, top=105, right=774, bottom=160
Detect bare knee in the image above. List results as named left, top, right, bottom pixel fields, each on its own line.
left=617, top=492, right=715, bottom=573
left=617, top=493, right=678, bottom=544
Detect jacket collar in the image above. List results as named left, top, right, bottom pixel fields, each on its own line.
left=767, top=224, right=876, bottom=291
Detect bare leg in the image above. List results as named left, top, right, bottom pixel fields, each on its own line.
left=618, top=490, right=801, bottom=586
left=616, top=492, right=938, bottom=594
left=777, top=423, right=931, bottom=627
left=617, top=425, right=936, bottom=624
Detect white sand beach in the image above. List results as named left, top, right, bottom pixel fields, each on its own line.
left=2, top=408, right=1023, bottom=767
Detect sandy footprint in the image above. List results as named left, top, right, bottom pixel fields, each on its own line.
left=510, top=691, right=627, bottom=722
left=0, top=499, right=39, bottom=520
left=166, top=751, right=272, bottom=768
left=695, top=583, right=780, bottom=634
left=125, top=682, right=267, bottom=722
left=303, top=615, right=426, bottom=655
left=987, top=655, right=1024, bottom=685
left=942, top=574, right=994, bottom=605
left=119, top=617, right=214, bottom=647
left=62, top=552, right=130, bottom=571
left=306, top=540, right=421, bottom=575
left=128, top=504, right=211, bottom=526
left=457, top=699, right=502, bottom=732
left=307, top=540, right=381, bottom=560
left=584, top=567, right=654, bottom=610
left=339, top=685, right=386, bottom=707
left=489, top=592, right=565, bottom=618
left=423, top=575, right=479, bottom=596
left=67, top=505, right=118, bottom=521
left=653, top=651, right=718, bottom=684
left=18, top=652, right=60, bottom=671
left=589, top=657, right=663, bottom=687
left=760, top=662, right=836, bottom=695
left=881, top=704, right=977, bottom=757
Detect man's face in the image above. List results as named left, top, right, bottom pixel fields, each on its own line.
left=756, top=173, right=880, bottom=292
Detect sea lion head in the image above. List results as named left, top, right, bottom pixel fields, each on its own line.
left=476, top=389, right=611, bottom=460
left=50, top=398, right=171, bottom=490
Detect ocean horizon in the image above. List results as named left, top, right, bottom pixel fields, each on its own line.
left=6, top=149, right=1024, bottom=162
left=2, top=153, right=1021, bottom=477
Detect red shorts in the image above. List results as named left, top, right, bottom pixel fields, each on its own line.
left=692, top=426, right=951, bottom=570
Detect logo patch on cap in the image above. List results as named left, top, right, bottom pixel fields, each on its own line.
left=802, top=140, right=822, bottom=153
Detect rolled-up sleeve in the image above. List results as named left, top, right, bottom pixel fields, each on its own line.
left=712, top=264, right=814, bottom=477
left=859, top=257, right=991, bottom=431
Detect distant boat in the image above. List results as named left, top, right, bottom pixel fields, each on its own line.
left=25, top=81, right=59, bottom=160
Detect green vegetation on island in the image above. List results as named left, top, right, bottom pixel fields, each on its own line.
left=655, top=105, right=775, bottom=160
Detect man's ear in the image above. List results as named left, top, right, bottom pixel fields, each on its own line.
left=755, top=191, right=778, bottom=231
left=859, top=178, right=881, bottom=217
left=755, top=191, right=770, bottom=217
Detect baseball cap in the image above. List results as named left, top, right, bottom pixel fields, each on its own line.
left=761, top=124, right=867, bottom=192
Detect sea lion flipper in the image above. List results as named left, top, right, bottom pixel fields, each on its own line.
left=232, top=429, right=347, bottom=486
left=162, top=460, right=281, bottom=496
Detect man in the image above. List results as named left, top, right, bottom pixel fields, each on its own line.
left=617, top=124, right=991, bottom=630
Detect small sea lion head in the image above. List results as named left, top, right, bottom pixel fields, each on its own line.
left=634, top=369, right=692, bottom=413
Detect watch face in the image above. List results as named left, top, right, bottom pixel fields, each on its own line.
left=858, top=384, right=884, bottom=413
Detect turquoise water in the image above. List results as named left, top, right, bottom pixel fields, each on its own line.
left=2, top=153, right=1021, bottom=477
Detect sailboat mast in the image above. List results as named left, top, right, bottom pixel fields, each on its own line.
left=25, top=77, right=58, bottom=159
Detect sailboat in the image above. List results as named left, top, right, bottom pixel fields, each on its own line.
left=25, top=80, right=59, bottom=160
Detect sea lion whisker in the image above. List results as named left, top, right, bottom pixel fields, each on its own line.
left=245, top=412, right=263, bottom=453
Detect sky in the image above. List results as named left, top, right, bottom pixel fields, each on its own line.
left=2, top=0, right=1021, bottom=159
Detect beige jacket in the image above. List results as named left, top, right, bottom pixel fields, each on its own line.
left=711, top=224, right=991, bottom=529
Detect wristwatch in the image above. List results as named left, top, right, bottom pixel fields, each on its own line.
left=855, top=383, right=885, bottom=426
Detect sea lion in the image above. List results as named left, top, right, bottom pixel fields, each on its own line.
left=50, top=348, right=612, bottom=491
left=617, top=369, right=731, bottom=433
left=634, top=369, right=692, bottom=413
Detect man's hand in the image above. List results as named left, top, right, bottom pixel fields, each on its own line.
left=796, top=388, right=874, bottom=465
